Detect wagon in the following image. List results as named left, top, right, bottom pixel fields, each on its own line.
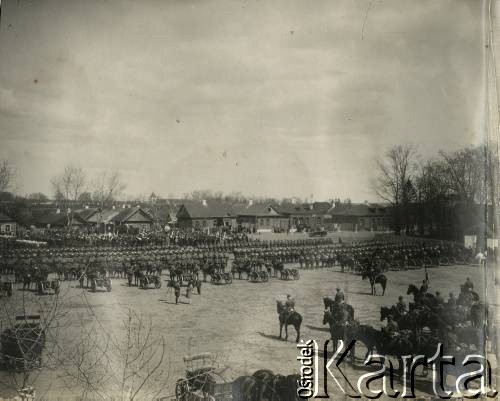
left=175, top=353, right=234, bottom=401
left=248, top=270, right=269, bottom=283
left=210, top=272, right=232, bottom=285
left=91, top=277, right=112, bottom=292
left=140, top=274, right=162, bottom=289
left=0, top=281, right=13, bottom=297
left=36, top=279, right=60, bottom=295
left=0, top=315, right=46, bottom=371
left=280, top=268, right=300, bottom=280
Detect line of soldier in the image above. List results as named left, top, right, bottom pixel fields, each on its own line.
left=0, top=237, right=475, bottom=285
left=233, top=239, right=475, bottom=272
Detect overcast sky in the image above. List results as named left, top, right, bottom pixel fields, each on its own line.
left=0, top=0, right=486, bottom=201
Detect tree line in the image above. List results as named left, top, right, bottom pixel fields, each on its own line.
left=373, top=144, right=498, bottom=240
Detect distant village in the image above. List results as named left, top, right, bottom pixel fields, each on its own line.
left=0, top=142, right=495, bottom=245
left=0, top=195, right=392, bottom=237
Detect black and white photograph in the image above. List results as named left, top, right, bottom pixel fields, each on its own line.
left=0, top=0, right=499, bottom=400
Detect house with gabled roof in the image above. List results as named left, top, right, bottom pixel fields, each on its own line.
left=110, top=206, right=153, bottom=231
left=328, top=202, right=391, bottom=232
left=274, top=202, right=330, bottom=231
left=0, top=212, right=17, bottom=236
left=34, top=210, right=87, bottom=229
left=236, top=203, right=289, bottom=232
left=176, top=200, right=236, bottom=231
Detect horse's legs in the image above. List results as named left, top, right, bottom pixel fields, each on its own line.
left=295, top=325, right=300, bottom=343
left=382, top=285, right=386, bottom=296
left=285, top=324, right=288, bottom=340
left=279, top=323, right=283, bottom=339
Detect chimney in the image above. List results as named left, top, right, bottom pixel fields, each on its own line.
left=202, top=199, right=207, bottom=207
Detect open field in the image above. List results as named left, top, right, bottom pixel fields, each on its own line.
left=0, top=263, right=496, bottom=400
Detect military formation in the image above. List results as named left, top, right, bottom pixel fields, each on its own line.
left=233, top=238, right=474, bottom=274
left=0, top=234, right=477, bottom=297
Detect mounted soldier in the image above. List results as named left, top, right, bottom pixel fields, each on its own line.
left=282, top=294, right=295, bottom=324
left=396, top=296, right=407, bottom=316
left=334, top=288, right=345, bottom=304
left=463, top=277, right=474, bottom=292
left=383, top=315, right=399, bottom=338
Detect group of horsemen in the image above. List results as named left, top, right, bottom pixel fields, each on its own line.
left=383, top=276, right=478, bottom=335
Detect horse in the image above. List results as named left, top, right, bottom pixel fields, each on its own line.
left=361, top=270, right=387, bottom=295
left=271, top=374, right=301, bottom=401
left=407, top=284, right=437, bottom=311
left=272, top=261, right=284, bottom=278
left=322, top=310, right=356, bottom=361
left=276, top=301, right=302, bottom=343
left=380, top=306, right=414, bottom=331
left=232, top=376, right=260, bottom=401
left=233, top=372, right=301, bottom=401
left=252, top=369, right=275, bottom=400
left=323, top=297, right=355, bottom=320
left=470, top=302, right=487, bottom=328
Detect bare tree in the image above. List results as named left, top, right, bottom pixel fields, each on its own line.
left=60, top=304, right=171, bottom=401
left=0, top=160, right=15, bottom=193
left=439, top=146, right=485, bottom=205
left=0, top=289, right=65, bottom=400
left=373, top=145, right=418, bottom=234
left=51, top=165, right=87, bottom=229
left=91, top=171, right=126, bottom=233
left=51, top=165, right=86, bottom=202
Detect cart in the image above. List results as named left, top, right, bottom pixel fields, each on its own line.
left=140, top=274, right=162, bottom=289
left=91, top=277, right=112, bottom=292
left=248, top=269, right=269, bottom=283
left=1, top=315, right=46, bottom=371
left=175, top=353, right=234, bottom=401
left=36, top=279, right=60, bottom=295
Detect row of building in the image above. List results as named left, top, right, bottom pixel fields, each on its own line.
left=177, top=200, right=391, bottom=232
left=0, top=200, right=392, bottom=236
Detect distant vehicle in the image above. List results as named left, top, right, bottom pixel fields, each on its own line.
left=309, top=230, right=327, bottom=237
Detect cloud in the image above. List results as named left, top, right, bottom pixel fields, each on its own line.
left=0, top=0, right=485, bottom=200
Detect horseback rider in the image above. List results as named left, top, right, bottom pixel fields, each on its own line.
left=463, top=277, right=474, bottom=292
left=334, top=288, right=345, bottom=304
left=420, top=279, right=428, bottom=294
left=384, top=315, right=399, bottom=338
left=396, top=296, right=407, bottom=316
left=283, top=294, right=295, bottom=324
left=447, top=292, right=456, bottom=307
left=435, top=291, right=445, bottom=308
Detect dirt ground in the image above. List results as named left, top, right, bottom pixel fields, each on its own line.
left=0, top=262, right=495, bottom=400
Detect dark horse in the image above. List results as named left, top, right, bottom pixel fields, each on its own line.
left=361, top=270, right=387, bottom=295
left=233, top=370, right=301, bottom=401
left=322, top=310, right=356, bottom=362
left=323, top=297, right=355, bottom=320
left=276, top=301, right=302, bottom=343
